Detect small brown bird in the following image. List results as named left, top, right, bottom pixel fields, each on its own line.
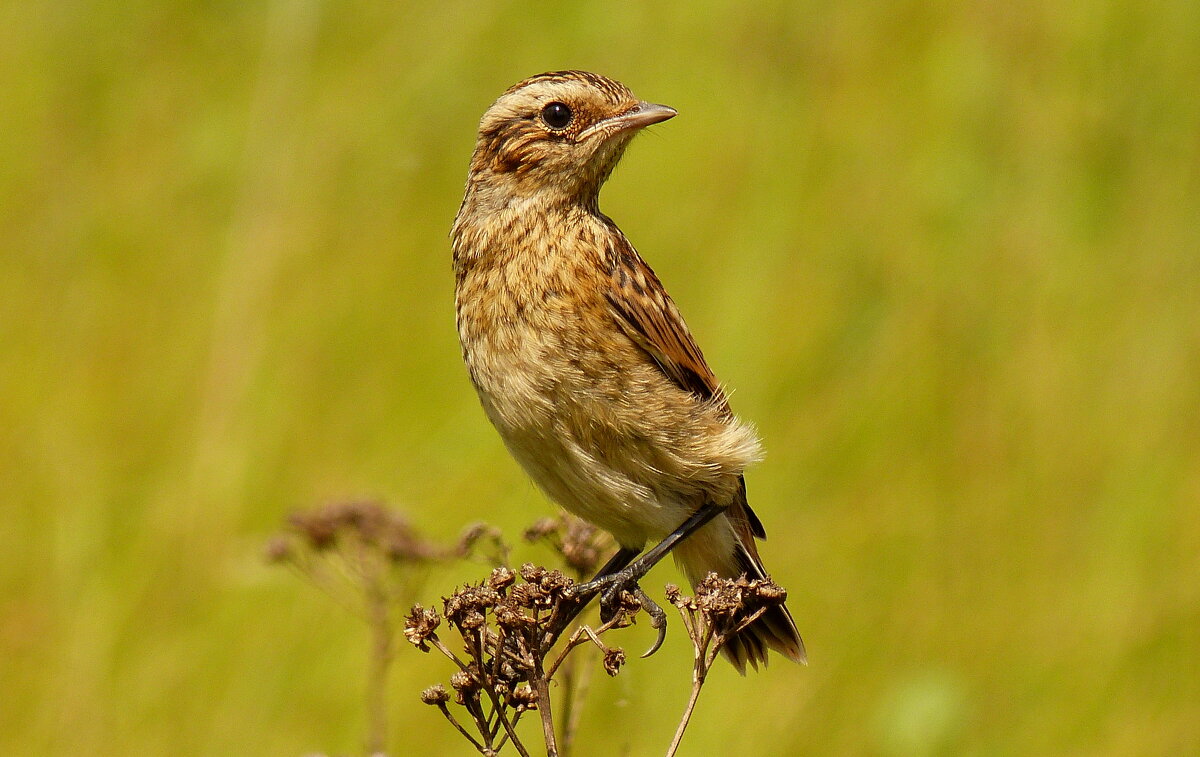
left=452, top=71, right=804, bottom=671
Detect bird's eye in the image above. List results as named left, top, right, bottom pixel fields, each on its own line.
left=540, top=102, right=573, bottom=130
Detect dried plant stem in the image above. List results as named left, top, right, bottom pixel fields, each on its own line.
left=557, top=648, right=595, bottom=757
left=427, top=635, right=469, bottom=670
left=533, top=653, right=559, bottom=757
left=403, top=561, right=659, bottom=757
left=482, top=694, right=530, bottom=757
left=365, top=581, right=391, bottom=756
left=545, top=618, right=619, bottom=677
left=268, top=500, right=446, bottom=755
left=667, top=679, right=706, bottom=757
left=666, top=624, right=715, bottom=757
left=478, top=647, right=531, bottom=755
left=666, top=596, right=774, bottom=757
left=480, top=626, right=533, bottom=757
left=357, top=526, right=395, bottom=757
left=550, top=617, right=625, bottom=755
left=463, top=696, right=493, bottom=749
left=436, top=702, right=487, bottom=752
left=428, top=633, right=531, bottom=756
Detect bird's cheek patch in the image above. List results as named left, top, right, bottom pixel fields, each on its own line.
left=492, top=146, right=523, bottom=173
left=492, top=136, right=545, bottom=174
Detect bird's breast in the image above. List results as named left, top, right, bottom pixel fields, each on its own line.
left=455, top=230, right=614, bottom=425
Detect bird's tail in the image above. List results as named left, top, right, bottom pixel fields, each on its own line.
left=674, top=517, right=806, bottom=674
left=720, top=541, right=806, bottom=673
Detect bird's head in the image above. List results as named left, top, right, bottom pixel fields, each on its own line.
left=464, top=71, right=676, bottom=207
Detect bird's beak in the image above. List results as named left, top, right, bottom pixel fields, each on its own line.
left=580, top=102, right=677, bottom=139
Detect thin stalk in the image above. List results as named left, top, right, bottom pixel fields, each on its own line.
left=559, top=646, right=597, bottom=757
left=365, top=580, right=392, bottom=756
left=437, top=703, right=487, bottom=753
left=483, top=690, right=531, bottom=757
left=665, top=671, right=707, bottom=757
left=666, top=627, right=713, bottom=757
left=545, top=616, right=620, bottom=678
left=532, top=655, right=559, bottom=756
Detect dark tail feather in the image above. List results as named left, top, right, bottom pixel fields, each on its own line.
left=721, top=543, right=807, bottom=674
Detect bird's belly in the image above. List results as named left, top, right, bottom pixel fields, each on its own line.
left=468, top=352, right=748, bottom=547
left=464, top=333, right=672, bottom=545
left=485, top=397, right=692, bottom=549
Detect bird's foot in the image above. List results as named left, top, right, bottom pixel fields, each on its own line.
left=569, top=565, right=668, bottom=657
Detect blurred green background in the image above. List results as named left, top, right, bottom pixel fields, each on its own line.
left=2, top=0, right=1198, bottom=754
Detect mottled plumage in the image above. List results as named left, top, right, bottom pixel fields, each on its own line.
left=452, top=71, right=804, bottom=671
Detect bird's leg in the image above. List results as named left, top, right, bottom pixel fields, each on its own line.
left=544, top=546, right=640, bottom=645
left=591, top=545, right=642, bottom=581
left=578, top=548, right=668, bottom=655
left=567, top=503, right=724, bottom=656
left=583, top=502, right=723, bottom=602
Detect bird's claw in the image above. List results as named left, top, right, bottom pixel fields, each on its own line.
left=636, top=588, right=668, bottom=658
left=583, top=571, right=669, bottom=658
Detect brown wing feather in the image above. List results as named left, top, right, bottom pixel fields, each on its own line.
left=605, top=233, right=767, bottom=540
left=605, top=240, right=726, bottom=409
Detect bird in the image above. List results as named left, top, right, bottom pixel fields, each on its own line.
left=451, top=70, right=804, bottom=672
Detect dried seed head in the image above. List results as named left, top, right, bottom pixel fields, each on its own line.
left=522, top=517, right=561, bottom=542
left=694, top=573, right=747, bottom=625
left=510, top=683, right=539, bottom=710
left=456, top=522, right=510, bottom=565
left=518, top=563, right=546, bottom=583
left=403, top=604, right=441, bottom=650
left=288, top=508, right=339, bottom=551
left=617, top=589, right=642, bottom=613
left=602, top=647, right=626, bottom=677
left=536, top=568, right=573, bottom=596
left=263, top=536, right=293, bottom=564
left=443, top=582, right=502, bottom=630
left=665, top=583, right=695, bottom=611
left=450, top=669, right=480, bottom=693
left=686, top=573, right=789, bottom=634
left=461, top=610, right=486, bottom=630
left=488, top=566, right=516, bottom=591
left=559, top=517, right=605, bottom=576
left=523, top=515, right=613, bottom=579
left=750, top=578, right=788, bottom=604
left=420, top=684, right=450, bottom=705
left=515, top=563, right=573, bottom=606
left=274, top=500, right=441, bottom=563
left=494, top=600, right=536, bottom=629
left=459, top=522, right=491, bottom=543
left=508, top=582, right=537, bottom=608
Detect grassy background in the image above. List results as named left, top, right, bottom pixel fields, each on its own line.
left=3, top=0, right=1198, bottom=754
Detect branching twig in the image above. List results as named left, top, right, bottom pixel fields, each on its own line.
left=273, top=510, right=797, bottom=757
left=265, top=500, right=446, bottom=756
left=664, top=575, right=789, bottom=757
left=405, top=562, right=639, bottom=756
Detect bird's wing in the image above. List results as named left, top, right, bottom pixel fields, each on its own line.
left=605, top=235, right=767, bottom=540
left=605, top=237, right=728, bottom=409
